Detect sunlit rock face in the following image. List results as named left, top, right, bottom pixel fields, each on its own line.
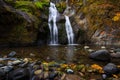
left=62, top=0, right=120, bottom=45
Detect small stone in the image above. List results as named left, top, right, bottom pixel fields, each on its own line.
left=114, top=48, right=120, bottom=52
left=79, top=72, right=84, bottom=77
left=7, top=60, right=22, bottom=66
left=49, top=72, right=58, bottom=80
left=1, top=66, right=13, bottom=72
left=0, top=64, right=4, bottom=67
left=61, top=74, right=66, bottom=80
left=111, top=52, right=120, bottom=58
left=84, top=46, right=90, bottom=49
left=7, top=61, right=13, bottom=66
left=36, top=61, right=41, bottom=65
left=109, top=48, right=114, bottom=53
left=101, top=46, right=106, bottom=49
left=18, top=62, right=28, bottom=68
left=8, top=51, right=16, bottom=57
left=10, top=58, right=17, bottom=61
left=12, top=60, right=22, bottom=65
left=34, top=70, right=42, bottom=75
left=44, top=71, right=49, bottom=79
left=33, top=65, right=40, bottom=70
left=88, top=49, right=94, bottom=53
left=30, top=53, right=35, bottom=57
left=87, top=69, right=93, bottom=73
left=102, top=74, right=107, bottom=79
left=23, top=58, right=29, bottom=63
left=66, top=69, right=74, bottom=74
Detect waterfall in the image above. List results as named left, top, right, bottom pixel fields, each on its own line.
left=65, top=15, right=74, bottom=44
left=48, top=2, right=58, bottom=44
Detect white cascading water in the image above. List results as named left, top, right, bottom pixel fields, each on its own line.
left=48, top=2, right=58, bottom=44
left=65, top=15, right=74, bottom=44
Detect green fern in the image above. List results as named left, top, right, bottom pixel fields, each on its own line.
left=34, top=1, right=43, bottom=9
left=34, top=1, right=49, bottom=9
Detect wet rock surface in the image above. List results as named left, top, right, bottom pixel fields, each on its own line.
left=111, top=52, right=120, bottom=58
left=103, top=63, right=120, bottom=75
left=89, top=50, right=111, bottom=61
left=8, top=51, right=16, bottom=57
left=8, top=68, right=30, bottom=80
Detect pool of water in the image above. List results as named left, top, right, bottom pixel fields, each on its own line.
left=0, top=45, right=120, bottom=65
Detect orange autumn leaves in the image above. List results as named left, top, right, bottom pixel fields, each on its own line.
left=91, top=64, right=104, bottom=73
left=112, top=12, right=120, bottom=21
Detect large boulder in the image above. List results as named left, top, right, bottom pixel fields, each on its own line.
left=89, top=50, right=111, bottom=61
left=103, top=63, right=119, bottom=75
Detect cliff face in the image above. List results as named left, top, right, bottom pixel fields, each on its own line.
left=0, top=0, right=120, bottom=45
left=64, top=0, right=120, bottom=45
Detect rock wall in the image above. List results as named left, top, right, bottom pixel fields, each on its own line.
left=0, top=0, right=120, bottom=46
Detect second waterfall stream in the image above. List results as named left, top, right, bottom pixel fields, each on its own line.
left=65, top=15, right=74, bottom=44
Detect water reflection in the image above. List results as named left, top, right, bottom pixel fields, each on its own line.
left=49, top=46, right=58, bottom=60
left=66, top=46, right=74, bottom=62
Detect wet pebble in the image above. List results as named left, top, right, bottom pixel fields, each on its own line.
left=18, top=62, right=28, bottom=68
left=8, top=51, right=16, bottom=57
left=44, top=71, right=49, bottom=79
left=66, top=69, right=74, bottom=74
left=114, top=48, right=120, bottom=52
left=34, top=69, right=42, bottom=75
left=84, top=46, right=90, bottom=49
left=49, top=72, right=58, bottom=80
left=30, top=53, right=35, bottom=57
left=1, top=66, right=13, bottom=72
left=7, top=60, right=22, bottom=66
left=101, top=46, right=106, bottom=49
left=111, top=52, right=120, bottom=58
left=102, top=74, right=107, bottom=79
left=23, top=58, right=30, bottom=63
left=0, top=64, right=4, bottom=67
left=88, top=49, right=94, bottom=53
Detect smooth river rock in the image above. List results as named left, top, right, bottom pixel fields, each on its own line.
left=8, top=51, right=16, bottom=57
left=89, top=50, right=111, bottom=61
left=110, top=52, right=120, bottom=58
left=8, top=68, right=30, bottom=80
left=103, top=63, right=119, bottom=75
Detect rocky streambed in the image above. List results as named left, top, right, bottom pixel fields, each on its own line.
left=0, top=45, right=120, bottom=80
